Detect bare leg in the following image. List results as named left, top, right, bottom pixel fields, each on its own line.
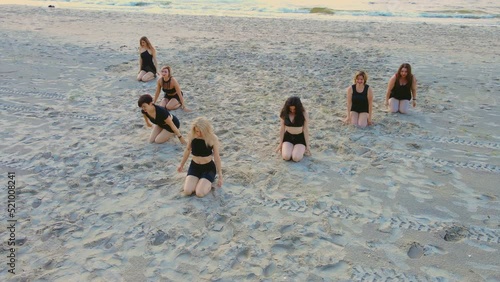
left=195, top=179, right=213, bottom=197
left=389, top=98, right=399, bottom=113
left=148, top=125, right=163, bottom=143
left=141, top=72, right=155, bottom=82
left=183, top=175, right=199, bottom=196
left=137, top=70, right=147, bottom=81
left=159, top=98, right=168, bottom=107
left=399, top=100, right=410, bottom=114
left=166, top=99, right=182, bottom=110
left=350, top=112, right=359, bottom=126
left=357, top=113, right=369, bottom=128
left=154, top=130, right=174, bottom=144
left=291, top=144, right=306, bottom=162
left=281, top=142, right=294, bottom=161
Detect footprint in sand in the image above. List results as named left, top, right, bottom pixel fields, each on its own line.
left=443, top=225, right=468, bottom=242
left=407, top=242, right=425, bottom=259
left=263, top=262, right=276, bottom=277
left=151, top=230, right=168, bottom=246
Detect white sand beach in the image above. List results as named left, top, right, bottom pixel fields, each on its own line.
left=0, top=4, right=499, bottom=281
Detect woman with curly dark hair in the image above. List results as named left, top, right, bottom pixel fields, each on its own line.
left=276, top=96, right=310, bottom=162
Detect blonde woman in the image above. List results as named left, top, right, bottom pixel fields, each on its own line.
left=137, top=36, right=159, bottom=82
left=178, top=117, right=223, bottom=197
left=153, top=66, right=190, bottom=111
left=344, top=70, right=373, bottom=128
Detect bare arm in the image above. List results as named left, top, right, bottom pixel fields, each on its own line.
left=142, top=114, right=152, bottom=127
left=276, top=118, right=285, bottom=152
left=213, top=142, right=223, bottom=187
left=153, top=78, right=162, bottom=104
left=177, top=141, right=192, bottom=172
left=411, top=76, right=417, bottom=107
left=303, top=111, right=311, bottom=154
left=367, top=86, right=374, bottom=124
left=152, top=49, right=159, bottom=76
left=165, top=115, right=187, bottom=144
left=385, top=75, right=396, bottom=105
left=138, top=48, right=143, bottom=72
left=172, top=78, right=187, bottom=109
left=344, top=86, right=352, bottom=123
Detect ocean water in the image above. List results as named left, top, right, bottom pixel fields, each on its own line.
left=2, top=0, right=499, bottom=25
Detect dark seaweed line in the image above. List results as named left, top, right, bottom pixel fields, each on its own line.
left=254, top=194, right=500, bottom=244
left=393, top=133, right=500, bottom=150
left=351, top=265, right=440, bottom=282
left=377, top=152, right=499, bottom=173
left=0, top=88, right=92, bottom=102
left=0, top=159, right=35, bottom=172
left=0, top=103, right=102, bottom=121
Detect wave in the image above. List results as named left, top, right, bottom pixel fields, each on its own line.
left=300, top=7, right=499, bottom=20
left=25, top=1, right=500, bottom=21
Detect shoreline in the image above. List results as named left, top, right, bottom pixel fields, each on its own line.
left=0, top=4, right=499, bottom=281
left=1, top=2, right=499, bottom=27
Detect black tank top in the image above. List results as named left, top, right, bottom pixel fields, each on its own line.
left=390, top=79, right=412, bottom=100
left=191, top=138, right=213, bottom=157
left=284, top=114, right=304, bottom=127
left=140, top=50, right=156, bottom=72
left=162, top=77, right=176, bottom=95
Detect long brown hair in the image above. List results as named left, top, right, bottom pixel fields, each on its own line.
left=395, top=63, right=413, bottom=88
left=139, top=36, right=156, bottom=52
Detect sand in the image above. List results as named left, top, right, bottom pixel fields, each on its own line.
left=0, top=4, right=499, bottom=281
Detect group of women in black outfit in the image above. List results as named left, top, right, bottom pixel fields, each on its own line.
left=136, top=36, right=418, bottom=197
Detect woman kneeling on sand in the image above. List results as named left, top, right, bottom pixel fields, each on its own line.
left=178, top=117, right=223, bottom=197
left=344, top=70, right=374, bottom=127
left=153, top=66, right=190, bottom=111
left=137, top=36, right=159, bottom=82
left=276, top=96, right=311, bottom=162
left=385, top=63, right=417, bottom=114
left=138, top=94, right=187, bottom=144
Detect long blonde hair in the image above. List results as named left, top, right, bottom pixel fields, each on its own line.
left=189, top=117, right=218, bottom=148
left=139, top=36, right=156, bottom=52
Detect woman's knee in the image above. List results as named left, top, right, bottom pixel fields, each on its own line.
left=154, top=137, right=168, bottom=144
left=358, top=118, right=368, bottom=128
left=141, top=74, right=154, bottom=82
left=195, top=184, right=211, bottom=197
left=184, top=185, right=195, bottom=195
left=195, top=190, right=208, bottom=197
left=292, top=154, right=304, bottom=162
left=282, top=151, right=292, bottom=161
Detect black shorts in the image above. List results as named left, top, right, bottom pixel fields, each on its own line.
left=283, top=131, right=306, bottom=146
left=161, top=115, right=180, bottom=133
left=141, top=65, right=156, bottom=74
left=187, top=160, right=216, bottom=182
left=164, top=91, right=183, bottom=103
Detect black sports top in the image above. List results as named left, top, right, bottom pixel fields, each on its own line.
left=162, top=77, right=176, bottom=95
left=142, top=105, right=172, bottom=129
left=284, top=114, right=304, bottom=127
left=351, top=84, right=369, bottom=113
left=140, top=50, right=156, bottom=73
left=390, top=79, right=412, bottom=100
left=191, top=138, right=213, bottom=157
